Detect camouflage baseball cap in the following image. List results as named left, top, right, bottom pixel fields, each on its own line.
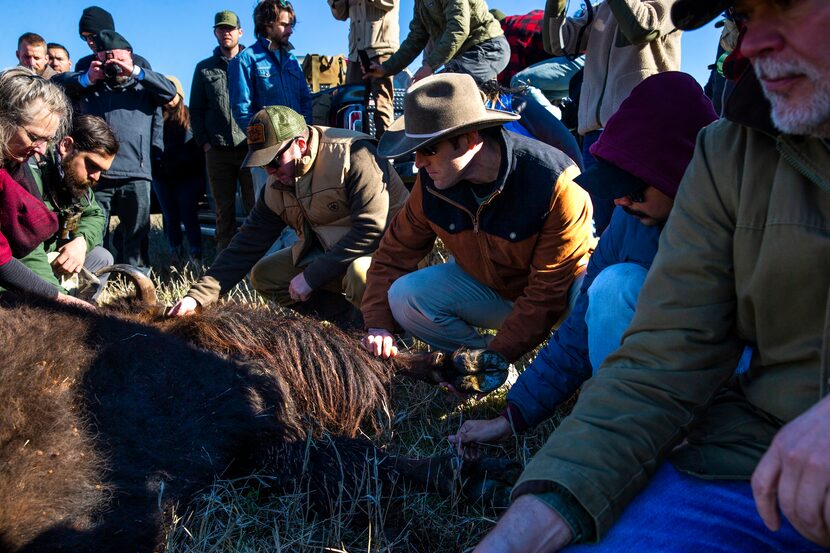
left=214, top=10, right=240, bottom=28
left=242, top=106, right=308, bottom=168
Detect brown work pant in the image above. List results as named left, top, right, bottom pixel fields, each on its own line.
left=345, top=53, right=394, bottom=139
left=205, top=145, right=255, bottom=251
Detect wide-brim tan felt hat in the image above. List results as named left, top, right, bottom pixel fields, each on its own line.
left=242, top=105, right=308, bottom=168
left=377, top=73, right=520, bottom=159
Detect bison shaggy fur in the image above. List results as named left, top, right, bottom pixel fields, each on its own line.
left=0, top=297, right=409, bottom=552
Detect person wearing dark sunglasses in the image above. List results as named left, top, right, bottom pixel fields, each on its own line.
left=452, top=70, right=719, bottom=470
left=169, top=106, right=409, bottom=331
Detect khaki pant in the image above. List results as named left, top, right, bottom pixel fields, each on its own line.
left=345, top=53, right=394, bottom=139
left=249, top=246, right=372, bottom=308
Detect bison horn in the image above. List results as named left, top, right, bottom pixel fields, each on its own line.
left=95, top=264, right=159, bottom=306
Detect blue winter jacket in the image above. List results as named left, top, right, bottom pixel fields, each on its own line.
left=228, top=37, right=312, bottom=130
left=506, top=207, right=662, bottom=428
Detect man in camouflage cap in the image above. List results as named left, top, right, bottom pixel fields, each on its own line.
left=169, top=106, right=409, bottom=328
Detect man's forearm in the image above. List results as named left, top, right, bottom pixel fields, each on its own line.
left=474, top=495, right=573, bottom=553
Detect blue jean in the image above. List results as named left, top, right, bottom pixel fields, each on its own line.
left=580, top=129, right=615, bottom=236
left=585, top=263, right=647, bottom=372
left=443, top=35, right=510, bottom=85
left=95, top=177, right=151, bottom=269
left=565, top=462, right=829, bottom=552
left=585, top=263, right=754, bottom=373
left=152, top=176, right=204, bottom=257
left=387, top=261, right=514, bottom=352
left=510, top=56, right=585, bottom=102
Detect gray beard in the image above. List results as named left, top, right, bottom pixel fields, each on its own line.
left=754, top=57, right=830, bottom=138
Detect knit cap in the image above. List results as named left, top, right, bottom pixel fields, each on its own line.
left=79, top=6, right=115, bottom=35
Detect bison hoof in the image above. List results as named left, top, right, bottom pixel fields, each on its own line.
left=459, top=456, right=522, bottom=510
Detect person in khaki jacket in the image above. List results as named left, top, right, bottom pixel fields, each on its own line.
left=474, top=0, right=830, bottom=551
left=169, top=106, right=408, bottom=328
left=543, top=0, right=681, bottom=235
left=328, top=0, right=399, bottom=139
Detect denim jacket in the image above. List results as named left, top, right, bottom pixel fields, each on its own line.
left=228, top=37, right=312, bottom=130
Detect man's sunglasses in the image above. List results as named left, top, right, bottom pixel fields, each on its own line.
left=415, top=143, right=438, bottom=157
left=625, top=188, right=647, bottom=204
left=265, top=137, right=300, bottom=169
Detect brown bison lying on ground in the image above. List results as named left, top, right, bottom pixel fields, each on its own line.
left=0, top=281, right=516, bottom=553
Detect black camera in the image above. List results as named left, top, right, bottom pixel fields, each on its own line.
left=103, top=51, right=121, bottom=79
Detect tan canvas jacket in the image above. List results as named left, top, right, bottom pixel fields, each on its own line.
left=328, top=0, right=400, bottom=61
left=543, top=0, right=681, bottom=135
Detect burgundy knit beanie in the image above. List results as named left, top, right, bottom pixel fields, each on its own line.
left=589, top=72, right=718, bottom=199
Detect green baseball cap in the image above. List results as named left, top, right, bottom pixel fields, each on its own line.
left=214, top=10, right=240, bottom=28
left=243, top=106, right=308, bottom=168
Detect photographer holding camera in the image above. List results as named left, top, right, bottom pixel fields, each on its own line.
left=55, top=30, right=176, bottom=270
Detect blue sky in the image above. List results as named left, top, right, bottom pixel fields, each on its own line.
left=6, top=0, right=720, bottom=101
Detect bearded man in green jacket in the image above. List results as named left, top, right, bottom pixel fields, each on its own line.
left=474, top=1, right=830, bottom=551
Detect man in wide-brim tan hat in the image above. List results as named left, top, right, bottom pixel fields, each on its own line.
left=360, top=73, right=594, bottom=391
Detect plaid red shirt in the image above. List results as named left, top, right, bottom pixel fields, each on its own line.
left=498, top=10, right=549, bottom=86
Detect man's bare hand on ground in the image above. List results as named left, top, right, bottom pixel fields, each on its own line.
left=362, top=327, right=397, bottom=358
left=449, top=416, right=512, bottom=455
left=752, top=395, right=830, bottom=547
left=474, top=494, right=573, bottom=553
left=288, top=272, right=313, bottom=302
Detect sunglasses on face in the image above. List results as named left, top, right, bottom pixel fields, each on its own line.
left=625, top=188, right=647, bottom=204
left=265, top=137, right=299, bottom=169
left=80, top=33, right=97, bottom=43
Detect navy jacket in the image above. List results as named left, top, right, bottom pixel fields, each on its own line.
left=55, top=68, right=177, bottom=181
left=507, top=207, right=662, bottom=428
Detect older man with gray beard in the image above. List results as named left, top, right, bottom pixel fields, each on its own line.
left=472, top=1, right=830, bottom=552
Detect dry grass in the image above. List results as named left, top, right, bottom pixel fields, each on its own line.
left=122, top=216, right=571, bottom=553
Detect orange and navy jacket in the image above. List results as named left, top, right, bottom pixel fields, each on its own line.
left=362, top=129, right=594, bottom=361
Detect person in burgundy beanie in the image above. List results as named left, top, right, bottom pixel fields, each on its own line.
left=451, top=71, right=719, bottom=450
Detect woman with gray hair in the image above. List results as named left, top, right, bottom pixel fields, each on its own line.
left=0, top=68, right=90, bottom=307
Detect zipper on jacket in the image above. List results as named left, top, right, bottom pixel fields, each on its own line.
left=777, top=139, right=830, bottom=195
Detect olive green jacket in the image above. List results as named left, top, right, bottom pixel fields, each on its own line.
left=382, top=0, right=503, bottom=75
left=514, top=100, right=830, bottom=539
left=190, top=46, right=248, bottom=148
